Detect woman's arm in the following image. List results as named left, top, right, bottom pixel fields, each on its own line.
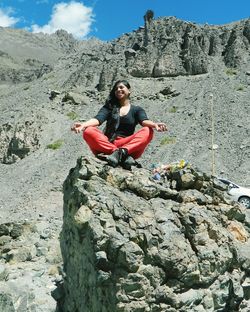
left=142, top=120, right=168, bottom=132
left=71, top=118, right=100, bottom=133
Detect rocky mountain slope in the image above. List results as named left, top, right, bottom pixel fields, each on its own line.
left=0, top=14, right=249, bottom=311
left=0, top=16, right=249, bottom=223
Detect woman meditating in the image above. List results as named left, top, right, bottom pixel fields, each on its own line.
left=71, top=80, right=167, bottom=169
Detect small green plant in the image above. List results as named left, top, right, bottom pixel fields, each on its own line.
left=169, top=106, right=177, bottom=113
left=66, top=111, right=79, bottom=120
left=46, top=139, right=64, bottom=150
left=160, top=136, right=176, bottom=145
left=236, top=85, right=245, bottom=91
left=225, top=68, right=237, bottom=76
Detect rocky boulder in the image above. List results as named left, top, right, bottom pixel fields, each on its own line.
left=57, top=156, right=250, bottom=312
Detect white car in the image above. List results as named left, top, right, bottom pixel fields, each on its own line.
left=218, top=178, right=250, bottom=209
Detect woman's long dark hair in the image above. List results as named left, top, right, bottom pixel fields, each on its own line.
left=104, top=80, right=131, bottom=142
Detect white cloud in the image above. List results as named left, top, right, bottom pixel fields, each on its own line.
left=31, top=1, right=94, bottom=39
left=0, top=8, right=19, bottom=27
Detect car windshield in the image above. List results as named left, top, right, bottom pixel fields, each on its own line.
left=218, top=178, right=238, bottom=188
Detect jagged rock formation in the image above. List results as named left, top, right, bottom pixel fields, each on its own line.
left=58, top=156, right=250, bottom=312
left=55, top=17, right=250, bottom=90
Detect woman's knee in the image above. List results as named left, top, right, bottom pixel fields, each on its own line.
left=83, top=126, right=98, bottom=140
left=140, top=127, right=154, bottom=140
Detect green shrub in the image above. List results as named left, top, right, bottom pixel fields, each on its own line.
left=160, top=136, right=176, bottom=145
left=46, top=139, right=64, bottom=150
left=225, top=68, right=237, bottom=76
left=236, top=85, right=244, bottom=91
left=66, top=111, right=79, bottom=120
left=169, top=106, right=177, bottom=113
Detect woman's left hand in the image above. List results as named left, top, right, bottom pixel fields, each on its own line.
left=155, top=122, right=168, bottom=132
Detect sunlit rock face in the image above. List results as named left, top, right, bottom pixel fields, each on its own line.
left=58, top=156, right=250, bottom=312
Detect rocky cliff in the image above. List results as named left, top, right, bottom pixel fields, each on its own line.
left=58, top=156, right=250, bottom=312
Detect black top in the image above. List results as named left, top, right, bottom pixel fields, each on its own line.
left=95, top=104, right=148, bottom=137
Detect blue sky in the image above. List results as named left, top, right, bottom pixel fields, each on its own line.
left=0, top=0, right=249, bottom=40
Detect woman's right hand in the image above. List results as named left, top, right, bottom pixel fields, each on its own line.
left=154, top=122, right=168, bottom=132
left=71, top=122, right=85, bottom=133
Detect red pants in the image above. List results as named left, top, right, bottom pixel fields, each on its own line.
left=83, top=127, right=153, bottom=159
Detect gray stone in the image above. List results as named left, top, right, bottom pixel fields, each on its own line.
left=57, top=157, right=250, bottom=311
left=62, top=91, right=89, bottom=105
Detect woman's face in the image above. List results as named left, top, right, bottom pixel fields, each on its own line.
left=114, top=83, right=130, bottom=101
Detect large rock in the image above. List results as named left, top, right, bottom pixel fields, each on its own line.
left=57, top=156, right=250, bottom=311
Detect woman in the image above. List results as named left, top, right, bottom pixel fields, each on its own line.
left=71, top=80, right=167, bottom=169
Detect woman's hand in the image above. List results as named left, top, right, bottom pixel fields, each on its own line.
left=71, top=118, right=100, bottom=133
left=142, top=120, right=168, bottom=132
left=155, top=122, right=168, bottom=132
left=71, top=122, right=86, bottom=133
